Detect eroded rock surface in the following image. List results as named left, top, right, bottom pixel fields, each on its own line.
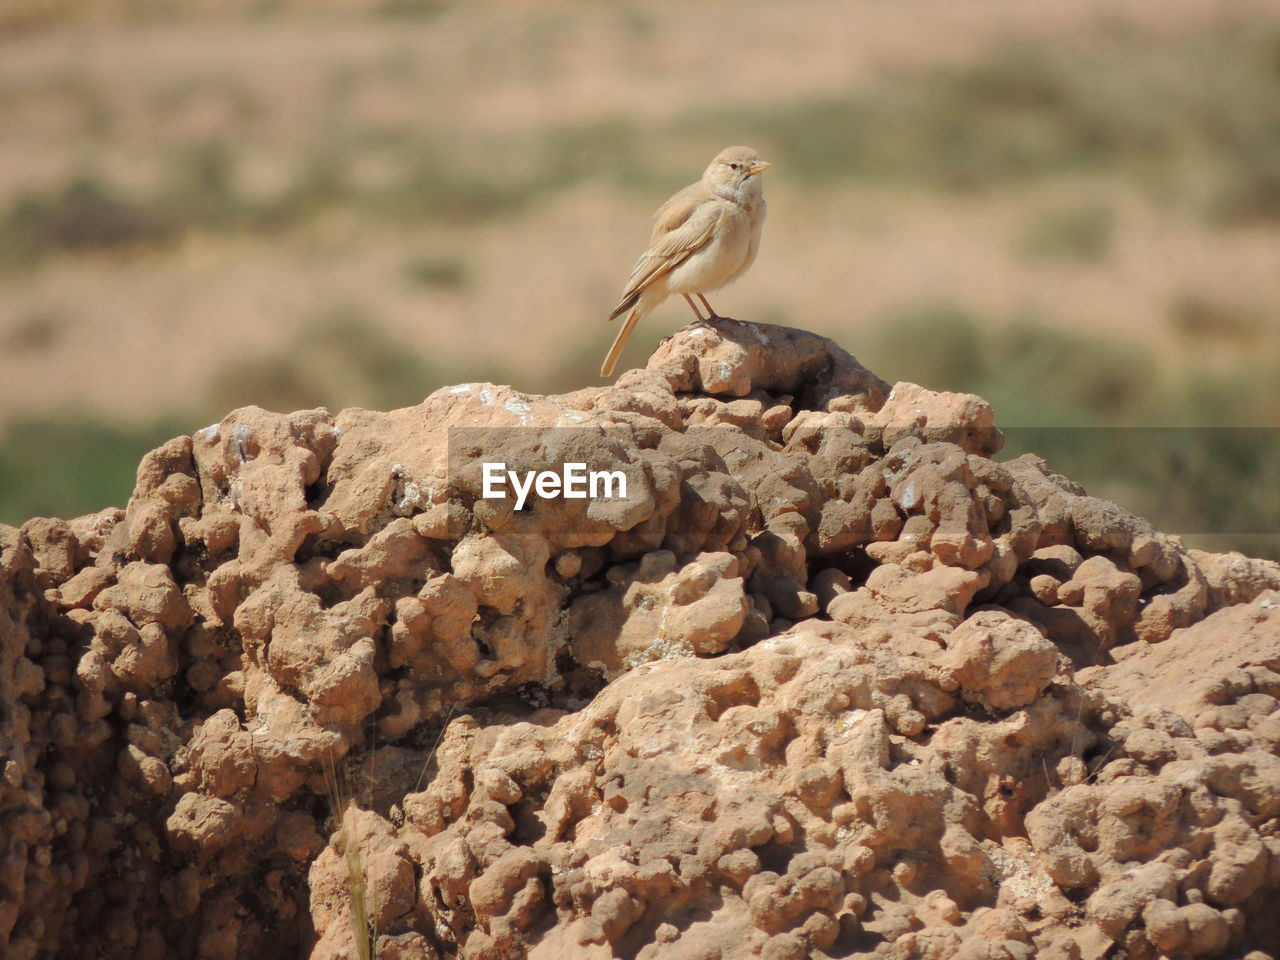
left=1, top=317, right=1277, bottom=960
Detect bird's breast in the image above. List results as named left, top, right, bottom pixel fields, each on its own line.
left=666, top=204, right=762, bottom=295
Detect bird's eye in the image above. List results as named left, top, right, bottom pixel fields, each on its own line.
left=729, top=162, right=740, bottom=170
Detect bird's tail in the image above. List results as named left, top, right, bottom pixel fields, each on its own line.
left=600, top=306, right=641, bottom=378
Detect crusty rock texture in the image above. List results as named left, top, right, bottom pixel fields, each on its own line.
left=2, top=317, right=1279, bottom=960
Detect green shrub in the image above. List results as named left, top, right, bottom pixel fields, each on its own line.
left=0, top=417, right=187, bottom=524
left=0, top=176, right=175, bottom=264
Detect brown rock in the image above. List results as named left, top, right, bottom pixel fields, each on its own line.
left=3, top=320, right=1279, bottom=960
left=942, top=610, right=1059, bottom=711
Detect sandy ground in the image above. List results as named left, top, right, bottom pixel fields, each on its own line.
left=1, top=0, right=1278, bottom=431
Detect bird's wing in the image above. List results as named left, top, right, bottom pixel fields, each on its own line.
left=608, top=190, right=722, bottom=321
left=650, top=181, right=710, bottom=237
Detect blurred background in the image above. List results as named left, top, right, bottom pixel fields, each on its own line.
left=0, top=0, right=1277, bottom=557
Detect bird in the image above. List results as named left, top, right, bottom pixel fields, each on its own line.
left=599, top=145, right=771, bottom=378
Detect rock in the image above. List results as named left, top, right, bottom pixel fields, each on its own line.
left=941, top=610, right=1059, bottom=711
left=2, top=319, right=1277, bottom=960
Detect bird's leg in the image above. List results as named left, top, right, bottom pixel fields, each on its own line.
left=681, top=293, right=707, bottom=327
left=696, top=294, right=724, bottom=321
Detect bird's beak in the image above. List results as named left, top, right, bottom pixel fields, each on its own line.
left=747, top=161, right=772, bottom=176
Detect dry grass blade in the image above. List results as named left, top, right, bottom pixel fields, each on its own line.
left=413, top=703, right=456, bottom=796
left=317, top=707, right=451, bottom=960
left=324, top=750, right=376, bottom=960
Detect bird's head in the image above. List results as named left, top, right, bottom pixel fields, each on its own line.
left=704, top=146, right=771, bottom=202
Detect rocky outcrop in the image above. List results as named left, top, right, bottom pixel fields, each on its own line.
left=1, top=317, right=1278, bottom=960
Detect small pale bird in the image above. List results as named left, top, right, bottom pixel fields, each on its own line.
left=600, top=145, right=771, bottom=378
